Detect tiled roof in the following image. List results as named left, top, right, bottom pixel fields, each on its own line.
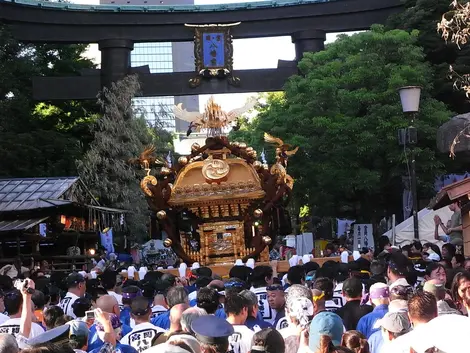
left=0, top=177, right=78, bottom=212
left=0, top=217, right=49, bottom=232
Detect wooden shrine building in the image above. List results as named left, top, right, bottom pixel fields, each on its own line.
left=0, top=177, right=126, bottom=271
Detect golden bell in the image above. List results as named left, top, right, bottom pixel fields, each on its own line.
left=254, top=209, right=263, bottom=218
left=163, top=238, right=172, bottom=248
left=178, top=156, right=188, bottom=165
left=246, top=147, right=254, bottom=152
left=262, top=236, right=272, bottom=245
left=239, top=143, right=247, bottom=149
left=157, top=210, right=167, bottom=220
left=191, top=143, right=200, bottom=152
left=253, top=161, right=262, bottom=170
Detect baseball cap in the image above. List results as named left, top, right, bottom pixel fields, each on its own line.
left=72, top=297, right=91, bottom=313
left=342, top=277, right=363, bottom=297
left=373, top=312, right=411, bottom=334
left=192, top=267, right=212, bottom=278
left=308, top=311, right=343, bottom=351
left=69, top=320, right=89, bottom=340
left=388, top=299, right=408, bottom=313
left=191, top=315, right=234, bottom=345
left=195, top=276, right=212, bottom=289
left=65, top=273, right=85, bottom=288
left=369, top=283, right=390, bottom=299
left=423, top=281, right=445, bottom=297
left=27, top=324, right=70, bottom=346
left=131, top=296, right=151, bottom=316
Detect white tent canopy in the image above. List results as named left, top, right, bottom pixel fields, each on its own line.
left=383, top=206, right=453, bottom=247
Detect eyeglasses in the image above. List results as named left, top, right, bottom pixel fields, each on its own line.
left=266, top=285, right=284, bottom=291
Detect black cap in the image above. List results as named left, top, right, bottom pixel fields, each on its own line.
left=65, top=273, right=85, bottom=288
left=342, top=277, right=363, bottom=297
left=27, top=324, right=70, bottom=346
left=303, top=261, right=320, bottom=273
left=195, top=276, right=212, bottom=289
left=131, top=296, right=151, bottom=316
left=192, top=267, right=212, bottom=278
left=72, top=297, right=91, bottom=311
left=191, top=315, right=234, bottom=345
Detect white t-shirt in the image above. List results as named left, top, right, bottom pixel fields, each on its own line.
left=0, top=318, right=44, bottom=338
left=325, top=300, right=341, bottom=312
left=332, top=283, right=346, bottom=307
left=108, top=291, right=123, bottom=306
left=0, top=313, right=9, bottom=325
left=228, top=324, right=254, bottom=353
left=59, top=292, right=80, bottom=319
left=251, top=287, right=276, bottom=323
left=275, top=315, right=289, bottom=330
left=120, top=322, right=165, bottom=352
left=381, top=324, right=428, bottom=353
left=340, top=251, right=349, bottom=263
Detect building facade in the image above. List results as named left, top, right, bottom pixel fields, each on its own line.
left=100, top=0, right=199, bottom=132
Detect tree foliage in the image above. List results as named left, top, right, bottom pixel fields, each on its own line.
left=77, top=75, right=156, bottom=242
left=231, top=26, right=451, bottom=222
left=0, top=25, right=98, bottom=178
left=387, top=0, right=470, bottom=114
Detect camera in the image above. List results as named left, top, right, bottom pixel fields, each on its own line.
left=14, top=279, right=34, bottom=294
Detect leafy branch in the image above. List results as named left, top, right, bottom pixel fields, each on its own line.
left=438, top=1, right=470, bottom=156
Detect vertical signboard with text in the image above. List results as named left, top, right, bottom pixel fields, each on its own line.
left=353, top=224, right=374, bottom=251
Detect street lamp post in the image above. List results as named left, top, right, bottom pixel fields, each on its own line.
left=398, top=86, right=422, bottom=240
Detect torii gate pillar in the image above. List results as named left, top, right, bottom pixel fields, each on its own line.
left=98, top=39, right=134, bottom=89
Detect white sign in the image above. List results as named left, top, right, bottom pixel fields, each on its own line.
left=353, top=224, right=374, bottom=251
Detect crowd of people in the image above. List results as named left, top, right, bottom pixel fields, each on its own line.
left=0, top=239, right=468, bottom=353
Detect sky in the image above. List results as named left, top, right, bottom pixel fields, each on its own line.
left=73, top=0, right=358, bottom=111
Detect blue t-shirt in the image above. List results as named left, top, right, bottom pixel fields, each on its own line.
left=150, top=310, right=170, bottom=330
left=90, top=343, right=137, bottom=353
left=88, top=323, right=132, bottom=351
left=245, top=316, right=272, bottom=331
left=215, top=307, right=227, bottom=319
left=185, top=284, right=197, bottom=294
left=368, top=329, right=384, bottom=353
left=120, top=306, right=131, bottom=327
left=189, top=299, right=197, bottom=307
left=356, top=304, right=389, bottom=338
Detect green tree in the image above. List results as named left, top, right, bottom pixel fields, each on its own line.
left=387, top=0, right=470, bottom=114
left=0, top=25, right=98, bottom=177
left=232, top=26, right=451, bottom=223
left=77, top=75, right=155, bottom=242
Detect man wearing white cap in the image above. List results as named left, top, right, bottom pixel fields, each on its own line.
left=382, top=291, right=438, bottom=353
left=372, top=311, right=410, bottom=353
